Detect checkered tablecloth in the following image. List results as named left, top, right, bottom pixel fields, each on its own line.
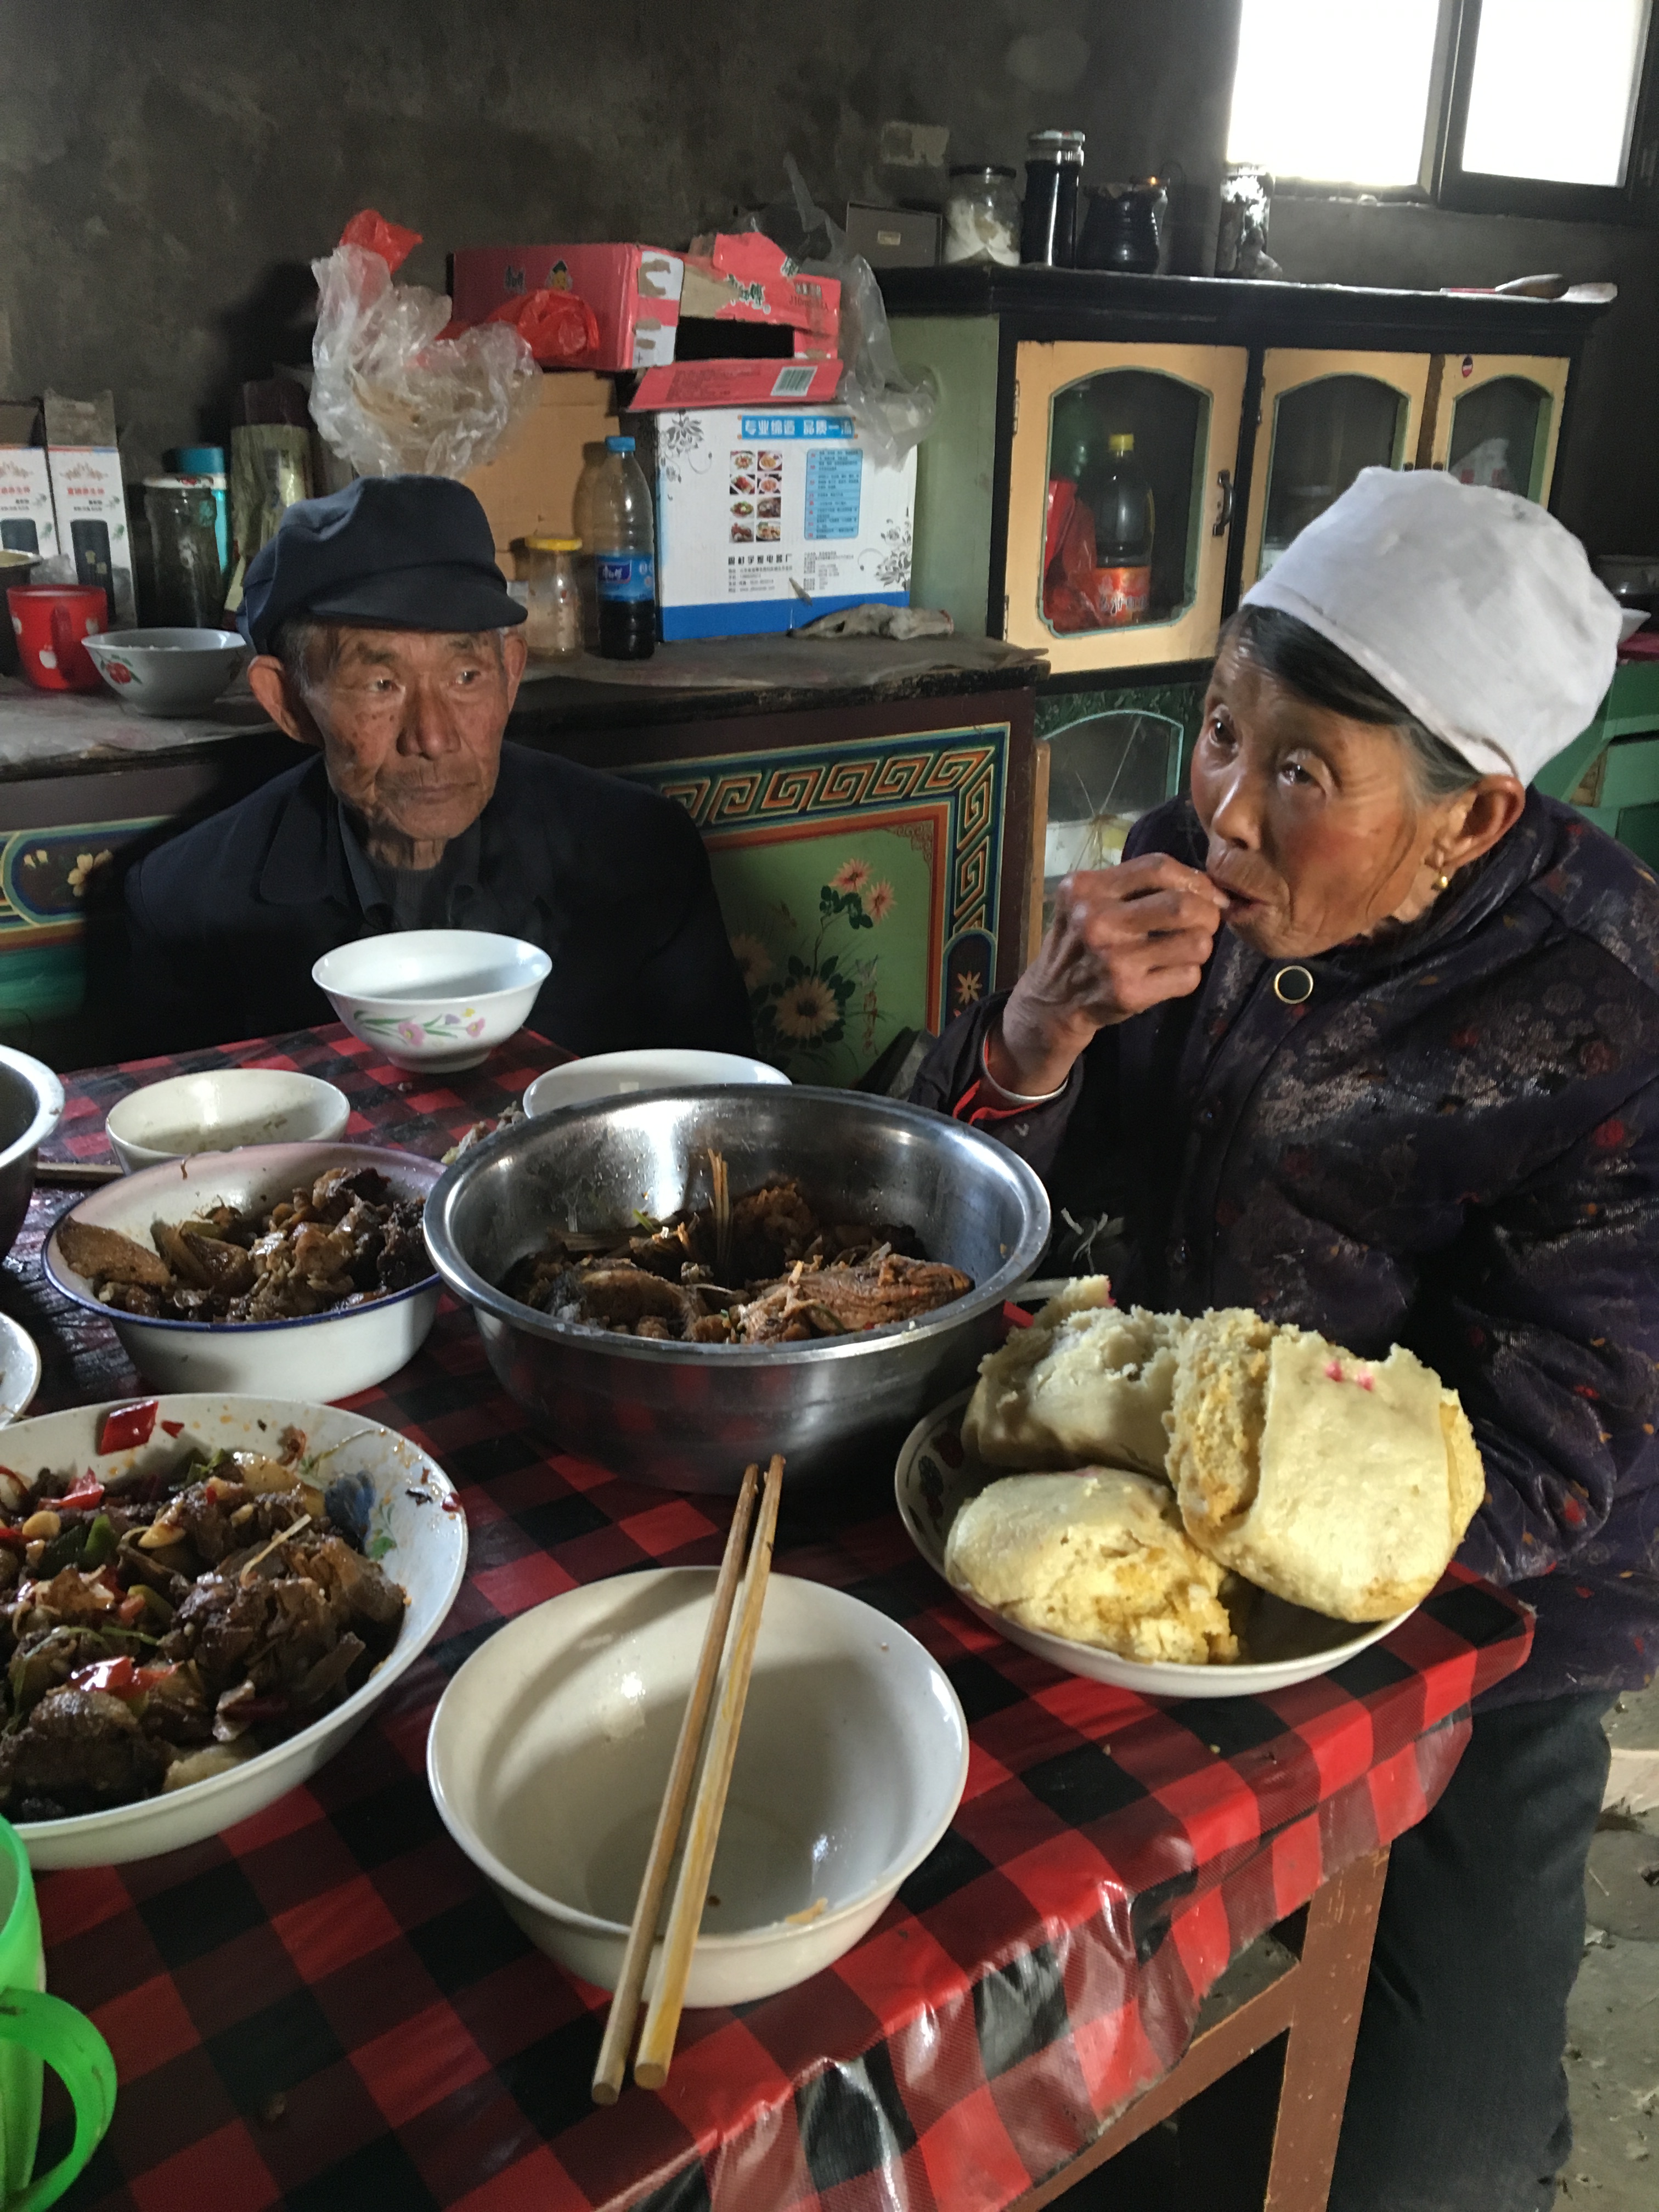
left=10, top=1029, right=1533, bottom=2212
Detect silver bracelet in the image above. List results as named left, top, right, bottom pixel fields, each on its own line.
left=979, top=1033, right=1069, bottom=1106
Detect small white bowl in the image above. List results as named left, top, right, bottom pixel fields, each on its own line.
left=105, top=1068, right=351, bottom=1174
left=313, top=929, right=552, bottom=1072
left=7, top=1392, right=468, bottom=1868
left=428, top=1567, right=968, bottom=2007
left=82, top=627, right=246, bottom=716
left=523, top=1049, right=789, bottom=1117
left=44, top=1142, right=442, bottom=1400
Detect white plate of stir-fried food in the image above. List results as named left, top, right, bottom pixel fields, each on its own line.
left=44, top=1143, right=442, bottom=1400
left=0, top=1392, right=468, bottom=1866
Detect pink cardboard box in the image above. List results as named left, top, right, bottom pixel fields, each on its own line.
left=451, top=244, right=684, bottom=373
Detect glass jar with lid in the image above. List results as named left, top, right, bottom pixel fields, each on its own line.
left=943, top=165, right=1020, bottom=267
left=517, top=537, right=583, bottom=659
left=1021, top=128, right=1086, bottom=267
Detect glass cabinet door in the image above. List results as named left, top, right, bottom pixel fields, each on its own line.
left=1040, top=707, right=1182, bottom=934
left=1427, top=354, right=1569, bottom=504
left=1240, top=350, right=1432, bottom=588
left=1006, top=341, right=1247, bottom=674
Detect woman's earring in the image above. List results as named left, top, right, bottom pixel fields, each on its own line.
left=1435, top=868, right=1452, bottom=891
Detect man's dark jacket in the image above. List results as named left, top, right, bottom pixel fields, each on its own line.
left=917, top=792, right=1659, bottom=1707
left=124, top=742, right=754, bottom=1058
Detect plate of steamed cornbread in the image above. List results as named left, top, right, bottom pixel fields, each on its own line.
left=895, top=1279, right=1487, bottom=1696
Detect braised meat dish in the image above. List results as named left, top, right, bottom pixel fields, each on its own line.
left=0, top=1421, right=405, bottom=1821
left=500, top=1171, right=973, bottom=1344
left=58, top=1165, right=431, bottom=1324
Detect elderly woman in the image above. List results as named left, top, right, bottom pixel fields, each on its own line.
left=917, top=469, right=1658, bottom=2212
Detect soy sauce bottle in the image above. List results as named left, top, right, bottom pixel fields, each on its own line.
left=1094, top=432, right=1154, bottom=625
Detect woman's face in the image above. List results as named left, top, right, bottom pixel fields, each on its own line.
left=1191, top=637, right=1504, bottom=961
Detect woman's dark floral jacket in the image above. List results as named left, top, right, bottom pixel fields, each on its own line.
left=916, top=792, right=1659, bottom=1707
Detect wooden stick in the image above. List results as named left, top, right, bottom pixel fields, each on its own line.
left=36, top=1160, right=123, bottom=1186
left=590, top=1463, right=761, bottom=2106
left=634, top=1452, right=785, bottom=2091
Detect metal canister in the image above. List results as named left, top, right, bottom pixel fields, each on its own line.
left=1020, top=129, right=1086, bottom=267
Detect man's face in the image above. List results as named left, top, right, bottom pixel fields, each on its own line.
left=249, top=627, right=527, bottom=860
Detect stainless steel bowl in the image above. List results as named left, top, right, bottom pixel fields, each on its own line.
left=0, top=1046, right=64, bottom=1261
left=424, top=1086, right=1051, bottom=1492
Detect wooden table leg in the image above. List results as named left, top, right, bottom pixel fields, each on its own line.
left=1011, top=1848, right=1391, bottom=2212
left=1262, top=1848, right=1389, bottom=2209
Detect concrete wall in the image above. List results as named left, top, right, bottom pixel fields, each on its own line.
left=1, top=0, right=1653, bottom=552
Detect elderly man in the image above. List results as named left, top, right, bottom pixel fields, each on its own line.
left=125, top=474, right=753, bottom=1056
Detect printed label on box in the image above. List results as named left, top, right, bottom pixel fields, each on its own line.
left=0, top=449, right=60, bottom=559
left=652, top=405, right=915, bottom=641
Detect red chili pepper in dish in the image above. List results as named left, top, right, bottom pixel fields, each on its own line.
left=69, top=1656, right=174, bottom=1699
left=160, top=1420, right=184, bottom=1438
left=97, top=1401, right=159, bottom=1455
left=58, top=1474, right=105, bottom=1511
left=0, top=1526, right=30, bottom=1549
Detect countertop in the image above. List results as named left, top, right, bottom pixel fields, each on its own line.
left=0, top=637, right=1045, bottom=784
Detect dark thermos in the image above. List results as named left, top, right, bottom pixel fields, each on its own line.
left=1020, top=128, right=1086, bottom=267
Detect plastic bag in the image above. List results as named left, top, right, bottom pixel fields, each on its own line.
left=482, top=288, right=600, bottom=366
left=309, top=210, right=539, bottom=478
left=783, top=157, right=935, bottom=470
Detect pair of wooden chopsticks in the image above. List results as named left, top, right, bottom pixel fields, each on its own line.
left=592, top=1451, right=785, bottom=2103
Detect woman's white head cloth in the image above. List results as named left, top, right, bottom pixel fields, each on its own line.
left=1241, top=467, right=1621, bottom=783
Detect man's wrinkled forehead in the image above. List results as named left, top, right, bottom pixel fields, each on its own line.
left=327, top=627, right=506, bottom=676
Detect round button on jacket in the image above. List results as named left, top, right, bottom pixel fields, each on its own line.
left=1273, top=965, right=1315, bottom=1006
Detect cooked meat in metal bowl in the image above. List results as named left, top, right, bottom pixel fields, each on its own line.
left=57, top=1165, right=430, bottom=1324
left=0, top=1424, right=404, bottom=1820
left=500, top=1168, right=973, bottom=1344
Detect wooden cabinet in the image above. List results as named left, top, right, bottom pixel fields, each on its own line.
left=886, top=267, right=1607, bottom=684
left=1239, top=349, right=1432, bottom=590
left=1423, top=352, right=1570, bottom=501
left=1005, top=340, right=1247, bottom=674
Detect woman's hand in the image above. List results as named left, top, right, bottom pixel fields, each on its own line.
left=986, top=856, right=1227, bottom=1098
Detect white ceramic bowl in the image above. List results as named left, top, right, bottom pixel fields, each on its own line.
left=313, top=930, right=552, bottom=1073
left=523, top=1049, right=789, bottom=1117
left=105, top=1068, right=352, bottom=1174
left=43, top=1142, right=441, bottom=1400
left=1620, top=607, right=1650, bottom=644
left=5, top=1392, right=467, bottom=1867
left=82, top=627, right=246, bottom=716
left=896, top=1390, right=1409, bottom=1700
left=0, top=1313, right=41, bottom=1424
left=428, top=1566, right=969, bottom=2006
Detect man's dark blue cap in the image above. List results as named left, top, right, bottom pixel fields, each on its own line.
left=238, top=474, right=526, bottom=656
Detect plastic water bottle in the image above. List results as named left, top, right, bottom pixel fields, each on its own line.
left=591, top=434, right=657, bottom=661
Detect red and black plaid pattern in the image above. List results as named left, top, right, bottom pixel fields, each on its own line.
left=13, top=1032, right=1531, bottom=2212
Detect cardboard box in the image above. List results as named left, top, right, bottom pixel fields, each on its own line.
left=450, top=235, right=840, bottom=377
left=0, top=402, right=61, bottom=561
left=631, top=358, right=842, bottom=411
left=42, top=392, right=136, bottom=624
left=461, top=371, right=618, bottom=562
left=452, top=245, right=682, bottom=373
left=845, top=205, right=940, bottom=268
left=644, top=405, right=916, bottom=641
left=679, top=234, right=840, bottom=345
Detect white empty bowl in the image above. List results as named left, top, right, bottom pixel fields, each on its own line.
left=82, top=628, right=246, bottom=716
left=523, top=1049, right=789, bottom=1116
left=44, top=1141, right=442, bottom=1399
left=313, top=929, right=552, bottom=1072
left=105, top=1067, right=351, bottom=1173
left=428, top=1566, right=969, bottom=2006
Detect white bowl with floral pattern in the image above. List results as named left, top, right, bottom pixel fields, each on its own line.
left=312, top=929, right=552, bottom=1072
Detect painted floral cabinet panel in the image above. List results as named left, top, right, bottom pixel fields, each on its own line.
left=623, top=723, right=1011, bottom=1085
